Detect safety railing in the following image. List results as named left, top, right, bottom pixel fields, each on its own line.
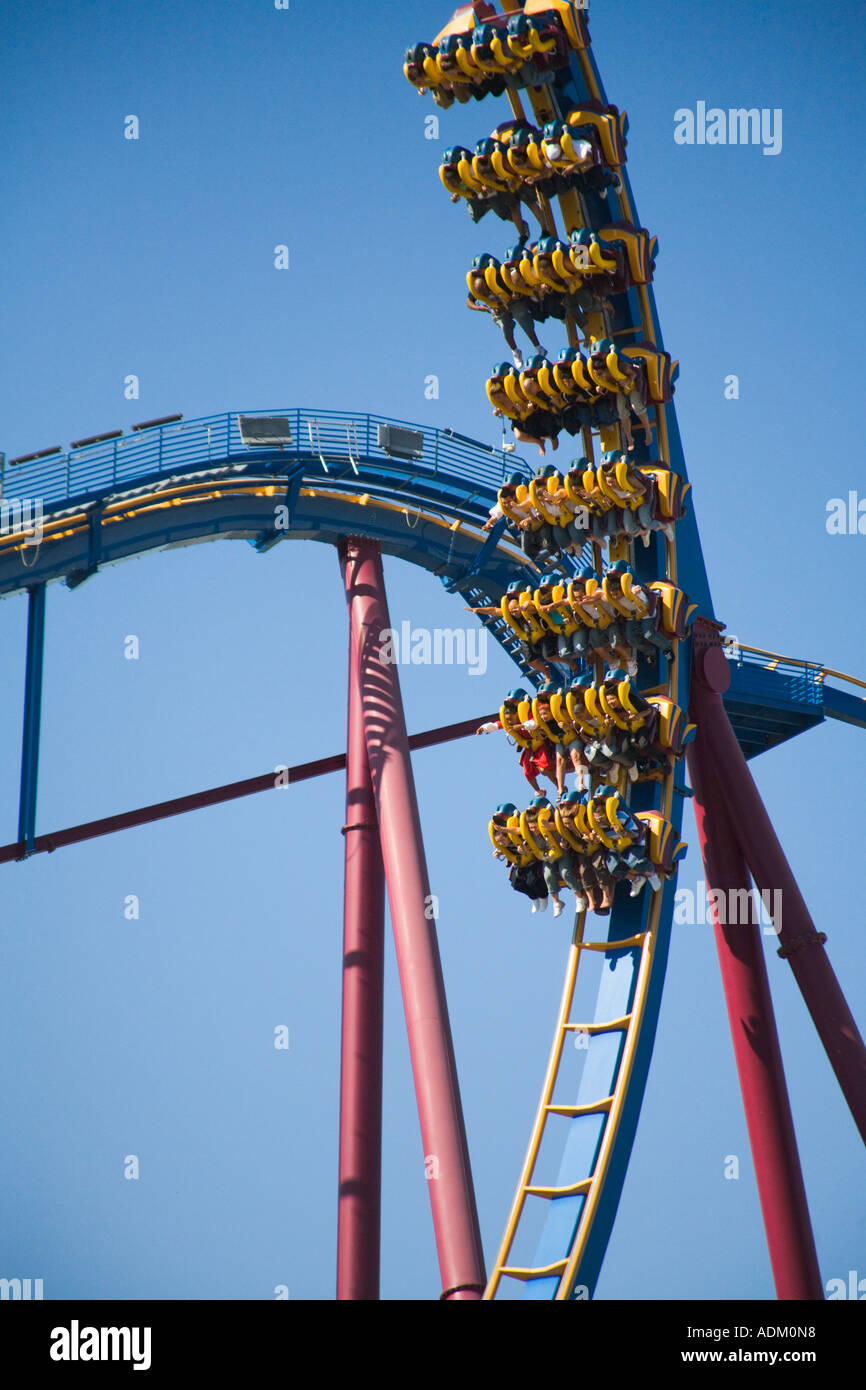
left=2, top=409, right=522, bottom=513
left=725, top=644, right=830, bottom=709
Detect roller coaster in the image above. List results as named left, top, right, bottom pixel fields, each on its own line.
left=2, top=1, right=864, bottom=1301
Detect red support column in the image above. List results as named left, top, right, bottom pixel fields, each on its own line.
left=339, top=538, right=486, bottom=1301
left=687, top=643, right=823, bottom=1300
left=692, top=659, right=866, bottom=1148
left=336, top=599, right=386, bottom=1300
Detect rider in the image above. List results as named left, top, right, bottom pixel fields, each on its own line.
left=467, top=255, right=546, bottom=367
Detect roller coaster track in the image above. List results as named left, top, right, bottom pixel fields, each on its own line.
left=2, top=3, right=860, bottom=1302
left=0, top=409, right=541, bottom=652
left=430, top=6, right=704, bottom=1300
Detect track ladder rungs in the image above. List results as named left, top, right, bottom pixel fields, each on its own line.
left=524, top=1176, right=593, bottom=1199
left=563, top=1014, right=632, bottom=1037
left=578, top=933, right=647, bottom=953
left=499, top=1258, right=569, bottom=1282
left=544, top=1095, right=614, bottom=1118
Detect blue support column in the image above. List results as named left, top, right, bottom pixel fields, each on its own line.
left=18, top=583, right=46, bottom=855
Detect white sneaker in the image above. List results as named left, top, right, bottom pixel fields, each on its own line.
left=575, top=894, right=588, bottom=911
left=536, top=344, right=548, bottom=358
left=537, top=897, right=548, bottom=912
left=627, top=763, right=639, bottom=782
left=512, top=348, right=524, bottom=368
left=649, top=873, right=661, bottom=892
left=629, top=879, right=644, bottom=897
left=531, top=900, right=540, bottom=914
left=553, top=899, right=564, bottom=918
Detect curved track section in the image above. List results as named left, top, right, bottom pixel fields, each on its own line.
left=0, top=409, right=551, bottom=687
left=405, top=5, right=717, bottom=1300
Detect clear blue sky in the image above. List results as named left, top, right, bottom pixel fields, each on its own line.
left=1, top=0, right=864, bottom=1300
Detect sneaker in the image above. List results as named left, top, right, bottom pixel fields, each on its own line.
left=627, top=763, right=639, bottom=782
left=512, top=348, right=524, bottom=368
left=536, top=344, right=548, bottom=358
left=649, top=872, right=661, bottom=892
left=629, top=878, right=644, bottom=897
left=553, top=899, right=564, bottom=917
left=574, top=894, right=588, bottom=912
left=531, top=900, right=540, bottom=914
left=537, top=896, right=548, bottom=912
